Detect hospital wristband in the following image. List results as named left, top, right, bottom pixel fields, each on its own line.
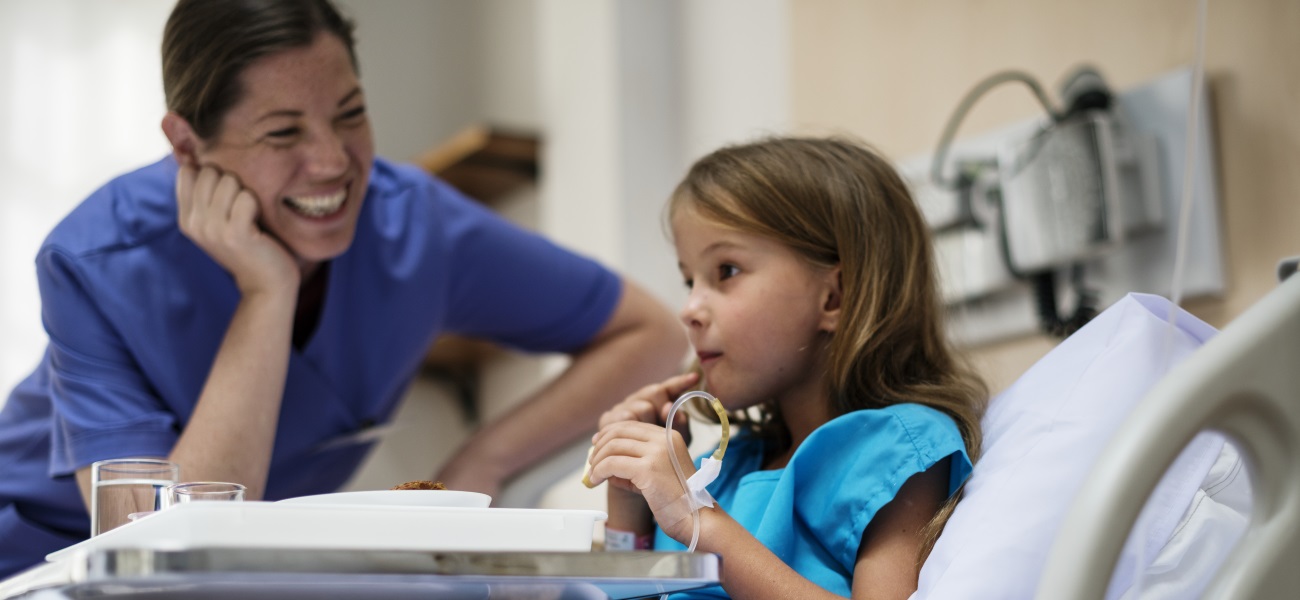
left=605, top=527, right=653, bottom=551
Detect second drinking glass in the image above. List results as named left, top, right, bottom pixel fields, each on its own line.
left=163, top=482, right=246, bottom=507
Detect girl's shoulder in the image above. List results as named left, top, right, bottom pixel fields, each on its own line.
left=794, top=404, right=971, bottom=489
left=815, top=403, right=964, bottom=449
left=718, top=404, right=966, bottom=472
left=782, top=404, right=973, bottom=577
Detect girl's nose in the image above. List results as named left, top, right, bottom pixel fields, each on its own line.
left=678, top=291, right=707, bottom=329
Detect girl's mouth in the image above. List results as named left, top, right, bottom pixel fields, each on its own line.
left=697, top=351, right=722, bottom=365
left=283, top=188, right=347, bottom=218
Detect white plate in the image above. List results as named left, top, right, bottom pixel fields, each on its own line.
left=276, top=490, right=491, bottom=508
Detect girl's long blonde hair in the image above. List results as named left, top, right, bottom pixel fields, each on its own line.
left=669, top=136, right=987, bottom=563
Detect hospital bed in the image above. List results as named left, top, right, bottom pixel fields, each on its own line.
left=1040, top=260, right=1300, bottom=598
left=914, top=261, right=1300, bottom=598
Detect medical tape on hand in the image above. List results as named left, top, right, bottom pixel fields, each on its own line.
left=660, top=393, right=730, bottom=530
left=657, top=456, right=722, bottom=529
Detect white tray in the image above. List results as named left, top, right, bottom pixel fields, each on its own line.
left=47, top=502, right=606, bottom=563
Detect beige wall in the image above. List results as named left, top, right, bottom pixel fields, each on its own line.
left=790, top=0, right=1300, bottom=393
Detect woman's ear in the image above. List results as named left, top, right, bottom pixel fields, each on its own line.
left=819, top=266, right=842, bottom=333
left=161, top=112, right=199, bottom=167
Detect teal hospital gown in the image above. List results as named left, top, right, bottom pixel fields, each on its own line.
left=654, top=404, right=973, bottom=598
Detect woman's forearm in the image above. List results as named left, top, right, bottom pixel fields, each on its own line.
left=168, top=283, right=298, bottom=500
left=437, top=280, right=688, bottom=494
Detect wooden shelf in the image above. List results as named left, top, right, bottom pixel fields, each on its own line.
left=414, top=124, right=539, bottom=206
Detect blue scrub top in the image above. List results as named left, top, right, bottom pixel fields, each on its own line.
left=0, top=156, right=622, bottom=577
left=655, top=404, right=973, bottom=598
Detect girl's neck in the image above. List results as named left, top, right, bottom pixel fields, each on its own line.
left=762, top=382, right=834, bottom=471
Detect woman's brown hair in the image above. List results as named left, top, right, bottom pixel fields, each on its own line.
left=669, top=136, right=987, bottom=564
left=162, top=0, right=358, bottom=141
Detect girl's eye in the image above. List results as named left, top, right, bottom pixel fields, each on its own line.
left=682, top=278, right=694, bottom=290
left=719, top=264, right=739, bottom=280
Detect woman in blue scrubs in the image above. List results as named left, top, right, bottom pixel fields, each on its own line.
left=0, top=0, right=686, bottom=577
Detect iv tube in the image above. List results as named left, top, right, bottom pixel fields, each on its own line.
left=663, top=390, right=729, bottom=553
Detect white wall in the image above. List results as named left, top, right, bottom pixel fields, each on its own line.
left=538, top=0, right=791, bottom=313
left=532, top=0, right=790, bottom=511
left=0, top=0, right=174, bottom=397
left=335, top=0, right=483, bottom=162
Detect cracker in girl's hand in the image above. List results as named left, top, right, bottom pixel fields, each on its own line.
left=581, top=445, right=597, bottom=488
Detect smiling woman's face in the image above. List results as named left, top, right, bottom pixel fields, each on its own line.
left=193, top=31, right=374, bottom=272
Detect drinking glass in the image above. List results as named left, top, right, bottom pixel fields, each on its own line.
left=90, top=458, right=179, bottom=536
left=164, top=481, right=246, bottom=506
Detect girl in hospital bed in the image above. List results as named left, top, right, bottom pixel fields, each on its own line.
left=585, top=136, right=987, bottom=599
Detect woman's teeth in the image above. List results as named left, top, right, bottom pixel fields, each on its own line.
left=284, top=190, right=346, bottom=217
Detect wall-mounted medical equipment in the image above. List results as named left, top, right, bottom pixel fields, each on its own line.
left=910, top=65, right=1225, bottom=344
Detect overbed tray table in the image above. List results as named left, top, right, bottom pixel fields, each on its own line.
left=0, top=548, right=721, bottom=599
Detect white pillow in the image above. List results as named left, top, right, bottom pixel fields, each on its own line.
left=915, top=293, right=1223, bottom=599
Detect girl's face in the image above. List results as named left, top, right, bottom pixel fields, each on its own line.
left=194, top=32, right=374, bottom=271
left=672, top=206, right=840, bottom=413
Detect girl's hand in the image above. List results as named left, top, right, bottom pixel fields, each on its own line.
left=597, top=371, right=698, bottom=438
left=589, top=419, right=700, bottom=543
left=176, top=163, right=300, bottom=294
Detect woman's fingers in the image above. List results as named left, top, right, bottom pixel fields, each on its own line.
left=175, top=163, right=197, bottom=224
left=178, top=165, right=215, bottom=235
left=173, top=164, right=299, bottom=293
left=211, top=172, right=243, bottom=222
left=179, top=166, right=225, bottom=235
left=191, top=165, right=220, bottom=209
left=229, top=191, right=261, bottom=235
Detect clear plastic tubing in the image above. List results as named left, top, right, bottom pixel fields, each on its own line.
left=663, top=390, right=729, bottom=553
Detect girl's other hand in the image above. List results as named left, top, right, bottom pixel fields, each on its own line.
left=176, top=163, right=300, bottom=294
left=597, top=371, right=698, bottom=438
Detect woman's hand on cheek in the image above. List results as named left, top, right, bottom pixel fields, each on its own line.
left=589, top=420, right=699, bottom=543
left=176, top=164, right=301, bottom=295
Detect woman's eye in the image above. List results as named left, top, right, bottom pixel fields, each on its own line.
left=339, top=106, right=367, bottom=122
left=266, top=127, right=300, bottom=140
